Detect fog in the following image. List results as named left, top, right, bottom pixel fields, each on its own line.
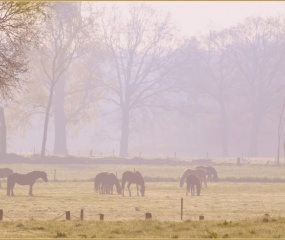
left=2, top=1, right=285, bottom=159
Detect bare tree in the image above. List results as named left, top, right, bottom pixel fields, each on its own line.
left=33, top=2, right=86, bottom=157
left=0, top=2, right=47, bottom=100
left=197, top=30, right=235, bottom=157
left=229, top=17, right=285, bottom=156
left=100, top=3, right=179, bottom=157
left=276, top=97, right=285, bottom=165
left=0, top=2, right=46, bottom=159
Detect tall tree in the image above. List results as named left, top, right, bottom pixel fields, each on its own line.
left=0, top=2, right=46, bottom=99
left=0, top=2, right=46, bottom=158
left=200, top=30, right=235, bottom=157
left=229, top=17, right=285, bottom=156
left=33, top=2, right=89, bottom=157
left=100, top=3, right=179, bottom=157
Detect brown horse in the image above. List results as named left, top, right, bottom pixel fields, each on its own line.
left=186, top=174, right=201, bottom=196
left=196, top=166, right=218, bottom=182
left=7, top=171, right=48, bottom=196
left=0, top=168, right=13, bottom=189
left=94, top=172, right=121, bottom=195
left=180, top=168, right=207, bottom=188
left=122, top=171, right=145, bottom=197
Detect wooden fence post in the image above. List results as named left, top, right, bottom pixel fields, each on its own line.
left=181, top=198, right=183, bottom=220
left=145, top=213, right=152, bottom=220
left=0, top=209, right=3, bottom=221
left=99, top=214, right=104, bottom=221
left=66, top=211, right=71, bottom=220
left=80, top=209, right=84, bottom=220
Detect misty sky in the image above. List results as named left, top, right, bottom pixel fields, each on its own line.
left=8, top=1, right=285, bottom=158
left=110, top=1, right=284, bottom=37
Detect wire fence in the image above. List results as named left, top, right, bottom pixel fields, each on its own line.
left=0, top=198, right=205, bottom=222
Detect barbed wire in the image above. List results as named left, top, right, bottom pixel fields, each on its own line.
left=51, top=212, right=66, bottom=220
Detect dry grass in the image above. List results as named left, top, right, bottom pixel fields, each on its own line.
left=0, top=181, right=284, bottom=222
left=0, top=163, right=284, bottom=238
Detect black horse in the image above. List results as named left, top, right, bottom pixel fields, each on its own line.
left=122, top=171, right=145, bottom=197
left=94, top=172, right=121, bottom=195
left=196, top=166, right=218, bottom=182
left=186, top=174, right=201, bottom=196
left=7, top=171, right=48, bottom=196
left=0, top=168, right=13, bottom=189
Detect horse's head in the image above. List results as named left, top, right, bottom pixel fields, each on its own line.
left=41, top=172, right=48, bottom=182
left=116, top=185, right=122, bottom=195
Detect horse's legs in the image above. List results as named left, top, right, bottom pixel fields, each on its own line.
left=0, top=180, right=2, bottom=189
left=29, top=184, right=34, bottom=196
left=6, top=183, right=10, bottom=196
left=191, top=185, right=195, bottom=196
left=7, top=181, right=15, bottom=196
left=127, top=182, right=132, bottom=197
left=136, top=184, right=139, bottom=196
left=11, top=183, right=15, bottom=196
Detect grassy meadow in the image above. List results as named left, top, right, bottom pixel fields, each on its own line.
left=0, top=162, right=284, bottom=238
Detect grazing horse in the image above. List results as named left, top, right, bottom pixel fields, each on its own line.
left=94, top=172, right=108, bottom=193
left=122, top=171, right=145, bottom=197
left=196, top=166, right=218, bottom=182
left=7, top=171, right=48, bottom=196
left=0, top=168, right=13, bottom=189
left=186, top=174, right=201, bottom=196
left=94, top=172, right=121, bottom=195
left=180, top=168, right=207, bottom=188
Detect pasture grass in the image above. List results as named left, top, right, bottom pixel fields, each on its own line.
left=0, top=217, right=285, bottom=238
left=0, top=182, right=284, bottom=222
left=0, top=163, right=284, bottom=238
left=0, top=163, right=284, bottom=181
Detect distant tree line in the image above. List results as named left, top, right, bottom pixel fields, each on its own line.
left=1, top=2, right=285, bottom=159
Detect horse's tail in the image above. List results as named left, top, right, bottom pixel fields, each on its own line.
left=114, top=178, right=122, bottom=194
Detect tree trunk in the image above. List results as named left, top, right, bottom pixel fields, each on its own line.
left=119, top=107, right=130, bottom=157
left=41, top=84, right=55, bottom=158
left=0, top=106, right=7, bottom=158
left=53, top=75, right=67, bottom=154
left=277, top=98, right=285, bottom=165
left=220, top=101, right=229, bottom=157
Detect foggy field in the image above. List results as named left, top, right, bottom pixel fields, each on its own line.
left=0, top=163, right=285, bottom=238
left=0, top=181, right=285, bottom=238
left=0, top=179, right=284, bottom=222
left=0, top=162, right=284, bottom=181
left=1, top=162, right=284, bottom=221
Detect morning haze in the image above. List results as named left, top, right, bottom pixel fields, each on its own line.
left=2, top=1, right=284, bottom=158
left=0, top=2, right=285, bottom=237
